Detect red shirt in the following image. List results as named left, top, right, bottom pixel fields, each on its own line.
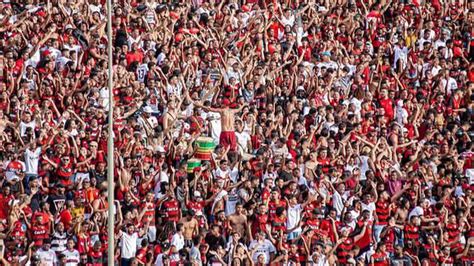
left=161, top=199, right=180, bottom=222
left=354, top=220, right=372, bottom=250
left=126, top=50, right=144, bottom=66
left=371, top=251, right=389, bottom=266
left=0, top=194, right=14, bottom=220
left=375, top=199, right=390, bottom=225
left=59, top=209, right=73, bottom=230
left=268, top=200, right=287, bottom=218
left=336, top=237, right=354, bottom=264
left=30, top=224, right=49, bottom=246
left=77, top=234, right=91, bottom=254
left=379, top=97, right=394, bottom=121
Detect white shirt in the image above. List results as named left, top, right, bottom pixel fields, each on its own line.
left=225, top=188, right=239, bottom=216
left=361, top=201, right=376, bottom=221
left=207, top=112, right=222, bottom=143
left=36, top=248, right=58, bottom=266
left=332, top=190, right=348, bottom=217
left=393, top=45, right=408, bottom=69
left=281, top=14, right=295, bottom=27
left=408, top=206, right=424, bottom=219
left=171, top=233, right=185, bottom=251
left=166, top=83, right=183, bottom=97
left=19, top=120, right=36, bottom=137
left=62, top=249, right=80, bottom=266
left=434, top=39, right=446, bottom=49
left=431, top=65, right=442, bottom=76
left=287, top=204, right=302, bottom=232
left=137, top=63, right=149, bottom=83
left=154, top=254, right=165, bottom=266
left=25, top=147, right=41, bottom=175
left=309, top=253, right=328, bottom=266
left=440, top=77, right=458, bottom=95
left=357, top=156, right=370, bottom=181
left=235, top=131, right=251, bottom=153
left=120, top=232, right=139, bottom=259
left=248, top=239, right=276, bottom=264
left=99, top=87, right=110, bottom=110
left=214, top=167, right=230, bottom=180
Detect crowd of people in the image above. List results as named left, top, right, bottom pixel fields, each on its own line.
left=0, top=0, right=473, bottom=265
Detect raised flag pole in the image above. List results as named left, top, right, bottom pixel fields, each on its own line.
left=106, top=0, right=115, bottom=265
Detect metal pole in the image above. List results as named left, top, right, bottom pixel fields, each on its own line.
left=106, top=0, right=115, bottom=265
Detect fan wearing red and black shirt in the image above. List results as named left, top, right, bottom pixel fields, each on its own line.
left=250, top=203, right=269, bottom=236
left=140, top=192, right=156, bottom=224
left=354, top=210, right=373, bottom=254
left=26, top=214, right=50, bottom=247
left=88, top=241, right=105, bottom=266
left=268, top=189, right=287, bottom=218
left=370, top=242, right=389, bottom=266
left=334, top=224, right=367, bottom=265
left=421, top=235, right=440, bottom=266
left=437, top=246, right=454, bottom=266
left=158, top=190, right=181, bottom=224
left=320, top=209, right=340, bottom=243
left=455, top=240, right=474, bottom=265
left=380, top=217, right=403, bottom=255
left=374, top=190, right=391, bottom=243
left=0, top=185, right=14, bottom=220
left=271, top=207, right=287, bottom=233
left=404, top=216, right=421, bottom=245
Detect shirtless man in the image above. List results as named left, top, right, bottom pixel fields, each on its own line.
left=193, top=100, right=246, bottom=151
left=162, top=99, right=185, bottom=137
left=0, top=109, right=15, bottom=135
left=178, top=210, right=199, bottom=247
left=228, top=203, right=248, bottom=240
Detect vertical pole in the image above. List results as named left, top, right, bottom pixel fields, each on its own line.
left=106, top=0, right=115, bottom=265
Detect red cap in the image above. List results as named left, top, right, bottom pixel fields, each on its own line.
left=241, top=5, right=250, bottom=12
left=175, top=33, right=184, bottom=43
left=268, top=44, right=276, bottom=54
left=36, top=10, right=47, bottom=17
left=222, top=98, right=231, bottom=106
left=169, top=11, right=180, bottom=20
left=453, top=47, right=463, bottom=57
left=42, top=50, right=51, bottom=57
left=189, top=28, right=200, bottom=34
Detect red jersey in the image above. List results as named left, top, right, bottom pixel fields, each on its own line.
left=379, top=97, right=394, bottom=121
left=30, top=224, right=49, bottom=246
left=375, top=199, right=390, bottom=225
left=141, top=201, right=156, bottom=223
left=445, top=222, right=460, bottom=242
left=336, top=237, right=354, bottom=264
left=88, top=249, right=104, bottom=265
left=371, top=252, right=389, bottom=266
left=268, top=200, right=287, bottom=218
left=438, top=255, right=453, bottom=266
left=161, top=199, right=180, bottom=222
left=0, top=194, right=14, bottom=219
left=404, top=224, right=420, bottom=244
left=77, top=234, right=91, bottom=254
left=251, top=213, right=269, bottom=235
left=271, top=215, right=286, bottom=232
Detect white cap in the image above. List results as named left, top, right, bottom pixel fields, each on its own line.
left=143, top=106, right=153, bottom=113
left=156, top=145, right=165, bottom=153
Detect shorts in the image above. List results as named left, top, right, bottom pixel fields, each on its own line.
left=148, top=225, right=157, bottom=243
left=219, top=131, right=237, bottom=151
left=184, top=239, right=193, bottom=248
